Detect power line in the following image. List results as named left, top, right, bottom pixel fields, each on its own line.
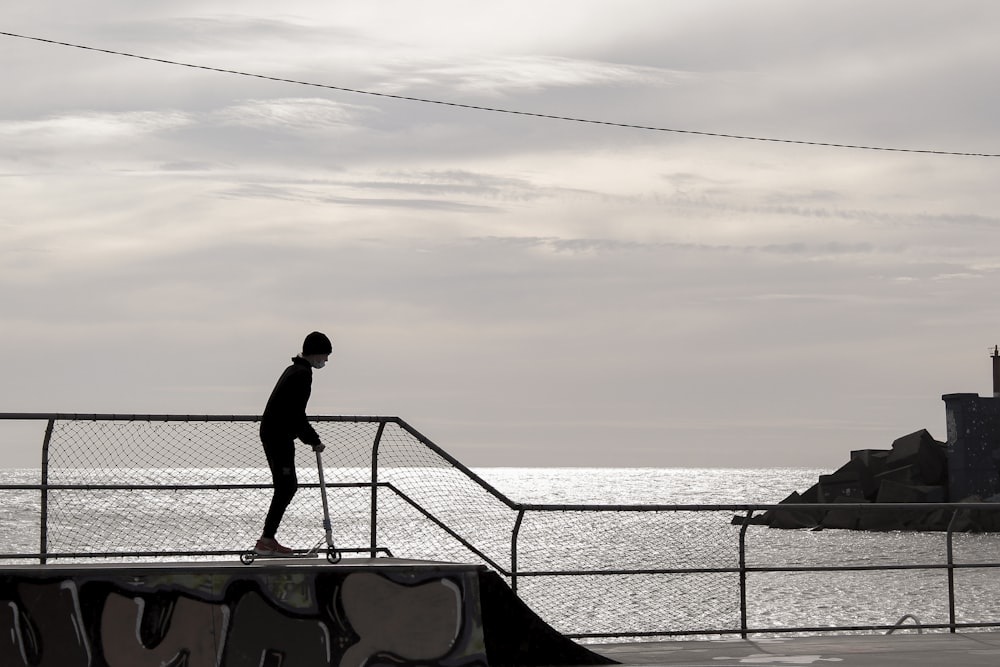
left=3, top=29, right=999, bottom=158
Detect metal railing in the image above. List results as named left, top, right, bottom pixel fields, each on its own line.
left=2, top=413, right=1000, bottom=639
left=506, top=501, right=1000, bottom=638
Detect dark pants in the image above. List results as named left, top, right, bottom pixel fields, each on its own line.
left=261, top=437, right=298, bottom=539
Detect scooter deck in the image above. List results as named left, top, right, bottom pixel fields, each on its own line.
left=240, top=550, right=320, bottom=564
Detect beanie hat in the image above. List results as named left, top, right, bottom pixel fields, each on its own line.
left=302, top=331, right=332, bottom=355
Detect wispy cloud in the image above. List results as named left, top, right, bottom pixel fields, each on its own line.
left=375, top=54, right=691, bottom=97
left=0, top=110, right=192, bottom=143
left=3, top=2, right=1000, bottom=466
left=213, top=97, right=374, bottom=130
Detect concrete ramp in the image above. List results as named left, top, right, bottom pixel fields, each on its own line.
left=478, top=570, right=616, bottom=666
left=0, top=558, right=614, bottom=667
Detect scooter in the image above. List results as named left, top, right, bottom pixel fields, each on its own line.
left=241, top=448, right=342, bottom=564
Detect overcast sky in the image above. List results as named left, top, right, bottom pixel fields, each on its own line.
left=2, top=2, right=999, bottom=468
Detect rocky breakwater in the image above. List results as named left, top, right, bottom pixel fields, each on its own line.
left=742, top=429, right=1000, bottom=532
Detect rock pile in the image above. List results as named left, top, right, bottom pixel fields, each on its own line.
left=741, top=429, right=1000, bottom=531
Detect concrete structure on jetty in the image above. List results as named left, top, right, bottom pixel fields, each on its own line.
left=750, top=348, right=1000, bottom=532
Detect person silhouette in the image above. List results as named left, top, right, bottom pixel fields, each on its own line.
left=255, top=331, right=331, bottom=555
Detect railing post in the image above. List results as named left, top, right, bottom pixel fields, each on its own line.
left=946, top=508, right=960, bottom=633
left=739, top=509, right=754, bottom=638
left=39, top=418, right=55, bottom=565
left=511, top=509, right=525, bottom=596
left=370, top=421, right=386, bottom=559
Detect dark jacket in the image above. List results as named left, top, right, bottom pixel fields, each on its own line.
left=260, top=357, right=321, bottom=445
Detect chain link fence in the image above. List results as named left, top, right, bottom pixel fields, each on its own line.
left=3, top=413, right=1000, bottom=639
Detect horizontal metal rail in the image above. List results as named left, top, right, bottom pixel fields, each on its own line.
left=0, top=547, right=392, bottom=561
left=0, top=413, right=393, bottom=423
left=0, top=482, right=373, bottom=491
left=518, top=501, right=1000, bottom=512
left=512, top=561, right=1000, bottom=577
left=566, top=621, right=1000, bottom=640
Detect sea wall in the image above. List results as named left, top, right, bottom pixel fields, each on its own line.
left=746, top=393, right=1000, bottom=532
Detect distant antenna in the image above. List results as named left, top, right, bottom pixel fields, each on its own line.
left=993, top=345, right=999, bottom=398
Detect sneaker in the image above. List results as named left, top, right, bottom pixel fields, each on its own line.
left=254, top=538, right=294, bottom=556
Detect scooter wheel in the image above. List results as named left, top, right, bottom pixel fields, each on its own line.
left=326, top=550, right=342, bottom=564
left=240, top=551, right=256, bottom=565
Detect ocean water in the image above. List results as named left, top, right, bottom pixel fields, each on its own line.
left=2, top=466, right=999, bottom=638
left=472, top=467, right=825, bottom=504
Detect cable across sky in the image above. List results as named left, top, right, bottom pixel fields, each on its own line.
left=3, top=29, right=999, bottom=158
